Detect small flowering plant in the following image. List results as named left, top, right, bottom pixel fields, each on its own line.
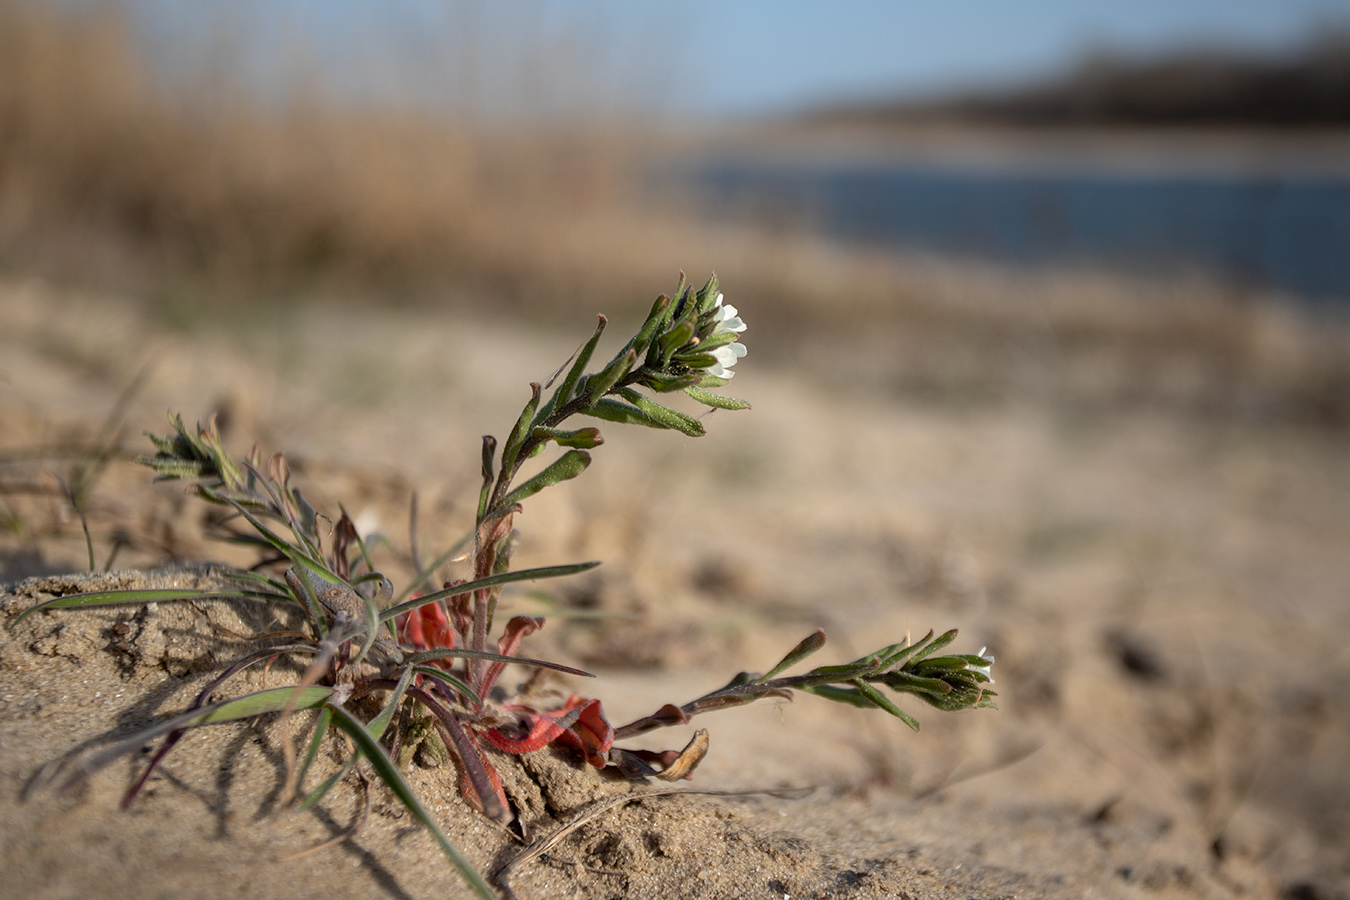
left=15, top=274, right=995, bottom=899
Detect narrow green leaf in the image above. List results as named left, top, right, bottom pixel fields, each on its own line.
left=801, top=683, right=873, bottom=708
left=501, top=382, right=543, bottom=472
left=673, top=351, right=719, bottom=370
left=907, top=628, right=959, bottom=665
left=73, top=686, right=335, bottom=783
left=325, top=704, right=495, bottom=900
left=477, top=434, right=497, bottom=524
left=697, top=329, right=740, bottom=350
left=202, top=488, right=320, bottom=571
left=349, top=587, right=382, bottom=667
left=299, top=759, right=354, bottom=812
left=874, top=634, right=930, bottom=669
left=303, top=667, right=414, bottom=811
left=295, top=706, right=333, bottom=801
left=583, top=397, right=667, bottom=429
left=368, top=666, right=417, bottom=738
left=401, top=649, right=593, bottom=678
left=409, top=666, right=481, bottom=705
left=810, top=658, right=883, bottom=678
left=656, top=319, right=695, bottom=362
left=381, top=561, right=600, bottom=621
left=13, top=588, right=243, bottom=625
left=760, top=630, right=826, bottom=681
left=585, top=348, right=637, bottom=402
left=911, top=656, right=969, bottom=672
left=637, top=371, right=703, bottom=393
left=684, top=384, right=751, bottom=411
left=615, top=387, right=704, bottom=437
left=851, top=679, right=922, bottom=731
left=530, top=425, right=603, bottom=449
left=495, top=449, right=591, bottom=513
left=883, top=671, right=955, bottom=697
left=631, top=292, right=676, bottom=361
left=195, top=686, right=335, bottom=724
left=550, top=315, right=607, bottom=411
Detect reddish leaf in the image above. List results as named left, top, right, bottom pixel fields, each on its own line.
left=397, top=598, right=455, bottom=666
left=457, top=741, right=510, bottom=821
left=481, top=694, right=614, bottom=769
left=481, top=616, right=545, bottom=696
left=482, top=702, right=582, bottom=754
left=548, top=695, right=614, bottom=768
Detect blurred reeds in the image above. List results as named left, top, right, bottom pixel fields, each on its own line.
left=1, top=0, right=1347, bottom=426
left=0, top=0, right=662, bottom=302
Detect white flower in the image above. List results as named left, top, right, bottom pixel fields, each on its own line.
left=708, top=338, right=747, bottom=379
left=971, top=646, right=994, bottom=684
left=706, top=293, right=747, bottom=378
left=711, top=293, right=746, bottom=334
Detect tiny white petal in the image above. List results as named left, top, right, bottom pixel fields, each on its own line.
left=712, top=294, right=747, bottom=334
left=711, top=343, right=744, bottom=368
left=972, top=646, right=995, bottom=683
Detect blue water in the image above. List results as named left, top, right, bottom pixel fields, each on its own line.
left=693, top=161, right=1350, bottom=305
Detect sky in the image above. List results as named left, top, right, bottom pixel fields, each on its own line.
left=131, top=0, right=1350, bottom=120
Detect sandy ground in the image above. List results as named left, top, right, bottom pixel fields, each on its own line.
left=2, top=276, right=1348, bottom=899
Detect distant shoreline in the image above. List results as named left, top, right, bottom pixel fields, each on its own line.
left=687, top=122, right=1350, bottom=179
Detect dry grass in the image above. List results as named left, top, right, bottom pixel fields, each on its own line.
left=0, top=0, right=649, bottom=296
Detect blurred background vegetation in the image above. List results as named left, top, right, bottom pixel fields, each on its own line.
left=1, top=0, right=1348, bottom=424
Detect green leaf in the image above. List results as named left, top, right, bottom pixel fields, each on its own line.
left=585, top=348, right=637, bottom=402
left=697, top=329, right=740, bottom=351
left=325, top=704, right=495, bottom=900
left=400, top=648, right=593, bottom=678
left=299, top=756, right=354, bottom=813
left=684, top=384, right=751, bottom=411
left=760, top=629, right=826, bottom=681
left=655, top=319, right=696, bottom=363
left=550, top=315, right=608, bottom=411
left=12, top=588, right=245, bottom=625
left=300, top=666, right=413, bottom=811
left=349, top=585, right=382, bottom=667
left=201, top=488, right=322, bottom=572
left=195, top=686, right=335, bottom=725
left=864, top=631, right=934, bottom=670
left=495, top=449, right=591, bottom=513
left=73, top=685, right=336, bottom=784
left=908, top=628, right=959, bottom=665
left=295, top=706, right=333, bottom=803
left=408, top=666, right=481, bottom=705
left=381, top=561, right=601, bottom=622
left=801, top=683, right=873, bottom=708
left=695, top=273, right=720, bottom=315
left=636, top=370, right=703, bottom=393
left=583, top=397, right=667, bottom=429
left=530, top=425, right=603, bottom=449
left=673, top=351, right=719, bottom=370
left=501, top=382, right=543, bottom=471
left=851, top=679, right=922, bottom=731
left=882, top=670, right=955, bottom=697
left=476, top=435, right=497, bottom=523
left=630, top=290, right=676, bottom=360
left=615, top=387, right=704, bottom=437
